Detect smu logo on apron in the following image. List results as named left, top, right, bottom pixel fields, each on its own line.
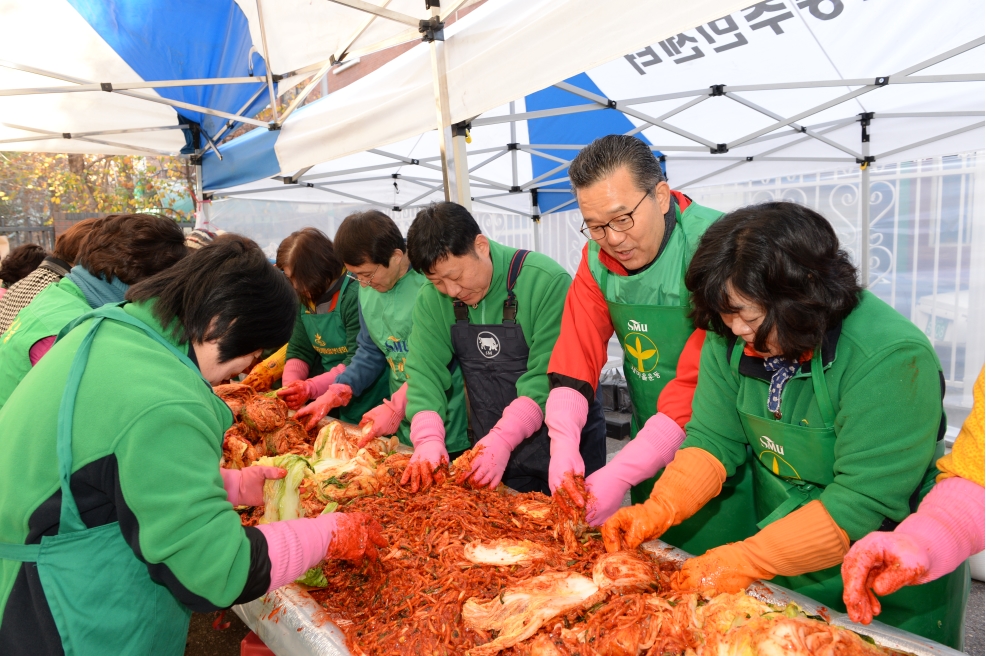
left=477, top=331, right=500, bottom=358
left=758, top=435, right=801, bottom=480
left=623, top=319, right=660, bottom=381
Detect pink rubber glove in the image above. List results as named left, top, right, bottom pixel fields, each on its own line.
left=400, top=411, right=448, bottom=493
left=295, top=383, right=353, bottom=430
left=545, top=386, right=589, bottom=504
left=358, top=382, right=409, bottom=446
left=584, top=412, right=685, bottom=526
left=256, top=512, right=387, bottom=591
left=464, top=396, right=543, bottom=489
left=842, top=476, right=985, bottom=624
left=281, top=358, right=310, bottom=386
left=220, top=466, right=287, bottom=507
left=305, top=363, right=347, bottom=398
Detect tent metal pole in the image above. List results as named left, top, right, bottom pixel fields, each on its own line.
left=472, top=197, right=531, bottom=217
left=194, top=162, right=211, bottom=230
left=510, top=102, right=518, bottom=188
left=428, top=20, right=454, bottom=203
left=255, top=0, right=279, bottom=124
left=859, top=111, right=872, bottom=289
left=452, top=128, right=473, bottom=211
left=626, top=95, right=709, bottom=137
left=0, top=77, right=262, bottom=96
left=860, top=161, right=871, bottom=288
left=471, top=104, right=601, bottom=127
left=531, top=189, right=541, bottom=253
left=874, top=121, right=986, bottom=160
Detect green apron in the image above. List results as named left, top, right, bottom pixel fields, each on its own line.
left=358, top=269, right=469, bottom=449
left=589, top=199, right=756, bottom=554
left=299, top=276, right=389, bottom=424
left=0, top=305, right=192, bottom=655
left=730, top=340, right=968, bottom=650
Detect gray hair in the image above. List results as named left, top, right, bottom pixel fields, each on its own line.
left=568, top=135, right=665, bottom=192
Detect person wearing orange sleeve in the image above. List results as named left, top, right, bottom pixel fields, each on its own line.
left=602, top=202, right=967, bottom=649
left=544, top=135, right=724, bottom=529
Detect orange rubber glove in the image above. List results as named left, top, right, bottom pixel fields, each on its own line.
left=601, top=448, right=726, bottom=552
left=675, top=499, right=850, bottom=594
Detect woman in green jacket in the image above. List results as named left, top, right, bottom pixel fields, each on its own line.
left=601, top=202, right=967, bottom=649
left=0, top=213, right=187, bottom=409
left=0, top=237, right=384, bottom=656
left=274, top=228, right=389, bottom=427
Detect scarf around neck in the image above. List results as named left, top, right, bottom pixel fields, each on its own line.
left=66, top=265, right=129, bottom=309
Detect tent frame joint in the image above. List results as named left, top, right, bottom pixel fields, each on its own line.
left=419, top=16, right=445, bottom=42
left=709, top=84, right=726, bottom=96
left=874, top=76, right=890, bottom=87
left=507, top=142, right=519, bottom=150
left=710, top=143, right=729, bottom=154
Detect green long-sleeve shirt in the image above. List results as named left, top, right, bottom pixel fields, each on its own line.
left=0, top=300, right=266, bottom=630
left=405, top=240, right=571, bottom=423
left=683, top=291, right=944, bottom=540
left=285, top=278, right=361, bottom=374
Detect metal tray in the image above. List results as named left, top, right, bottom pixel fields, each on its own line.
left=234, top=538, right=963, bottom=656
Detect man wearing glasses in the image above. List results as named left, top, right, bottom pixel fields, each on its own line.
left=398, top=202, right=608, bottom=495
left=292, top=210, right=469, bottom=456
left=545, top=135, right=724, bottom=531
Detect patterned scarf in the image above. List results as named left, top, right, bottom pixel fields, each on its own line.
left=763, top=356, right=800, bottom=418
left=66, top=266, right=129, bottom=309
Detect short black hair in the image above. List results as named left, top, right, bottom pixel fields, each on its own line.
left=686, top=201, right=861, bottom=360
left=407, top=202, right=481, bottom=274
left=0, top=243, right=47, bottom=286
left=569, top=135, right=666, bottom=192
left=334, top=210, right=406, bottom=267
left=126, top=234, right=298, bottom=362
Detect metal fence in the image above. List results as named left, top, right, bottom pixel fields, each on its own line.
left=686, top=152, right=985, bottom=415
left=0, top=225, right=55, bottom=251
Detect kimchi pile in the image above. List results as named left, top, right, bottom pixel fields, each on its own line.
left=218, top=386, right=905, bottom=656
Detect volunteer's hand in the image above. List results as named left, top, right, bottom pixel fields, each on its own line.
left=325, top=512, right=388, bottom=562
left=220, top=466, right=286, bottom=507
left=401, top=411, right=448, bottom=493
left=358, top=383, right=409, bottom=446
left=601, top=496, right=676, bottom=552
left=295, top=384, right=354, bottom=430
left=674, top=543, right=772, bottom=594
left=276, top=380, right=312, bottom=410
left=242, top=366, right=274, bottom=392
left=584, top=412, right=686, bottom=526
left=545, top=387, right=589, bottom=502
left=842, top=532, right=926, bottom=624
left=461, top=436, right=512, bottom=489
left=461, top=396, right=542, bottom=489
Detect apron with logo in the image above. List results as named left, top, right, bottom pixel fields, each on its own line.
left=300, top=276, right=389, bottom=424
left=451, top=250, right=607, bottom=493
left=0, top=306, right=193, bottom=655
left=588, top=199, right=756, bottom=553
left=730, top=340, right=967, bottom=649
left=358, top=269, right=468, bottom=449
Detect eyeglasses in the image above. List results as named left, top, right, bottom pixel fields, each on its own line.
left=346, top=265, right=381, bottom=286
left=579, top=192, right=650, bottom=241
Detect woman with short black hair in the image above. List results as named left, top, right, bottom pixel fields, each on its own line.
left=0, top=237, right=384, bottom=656
left=601, top=201, right=966, bottom=648
left=273, top=227, right=389, bottom=427
left=0, top=213, right=188, bottom=409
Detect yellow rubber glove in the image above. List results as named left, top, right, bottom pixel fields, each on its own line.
left=601, top=448, right=726, bottom=552
left=675, top=499, right=850, bottom=594
left=242, top=344, right=287, bottom=392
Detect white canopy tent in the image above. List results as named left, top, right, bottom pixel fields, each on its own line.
left=208, top=0, right=984, bottom=286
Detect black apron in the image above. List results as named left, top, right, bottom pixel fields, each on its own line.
left=450, top=250, right=607, bottom=494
